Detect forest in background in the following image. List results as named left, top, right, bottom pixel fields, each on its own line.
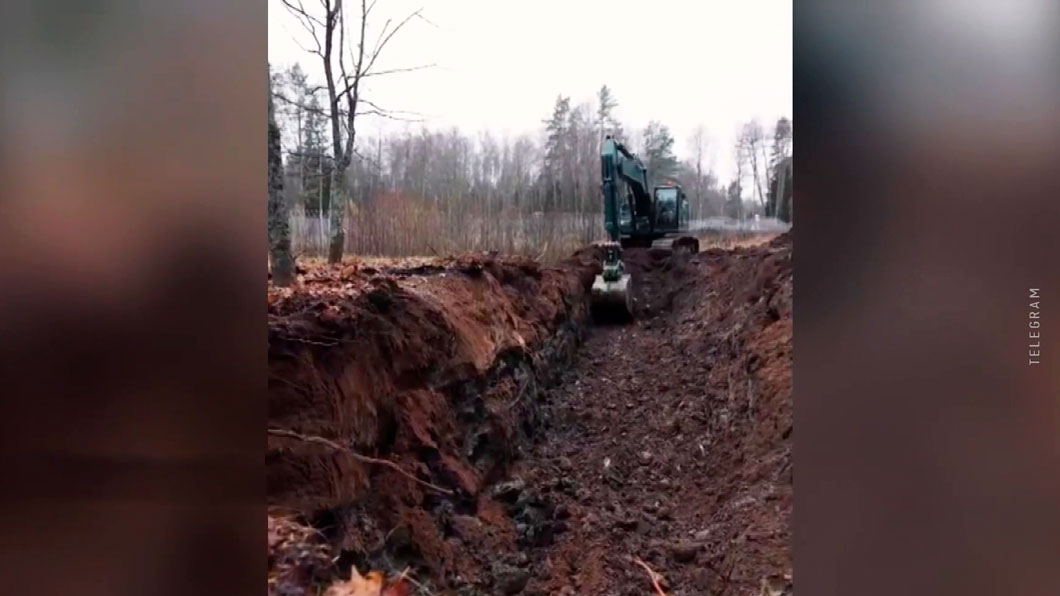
left=270, top=62, right=792, bottom=258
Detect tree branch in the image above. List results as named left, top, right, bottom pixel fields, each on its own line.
left=337, top=0, right=368, bottom=172
left=369, top=17, right=394, bottom=62
left=363, top=7, right=423, bottom=76
left=351, top=147, right=383, bottom=171
left=280, top=0, right=324, bottom=55
left=361, top=63, right=436, bottom=78
left=359, top=97, right=423, bottom=117
left=356, top=109, right=424, bottom=122
left=288, top=29, right=324, bottom=58
left=267, top=428, right=454, bottom=495
left=280, top=0, right=325, bottom=27
left=272, top=90, right=336, bottom=117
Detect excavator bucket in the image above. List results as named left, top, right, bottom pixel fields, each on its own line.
left=591, top=272, right=634, bottom=322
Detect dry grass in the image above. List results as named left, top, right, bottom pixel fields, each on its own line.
left=695, top=231, right=782, bottom=250
left=281, top=230, right=783, bottom=277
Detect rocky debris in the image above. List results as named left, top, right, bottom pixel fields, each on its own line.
left=759, top=574, right=795, bottom=596
left=491, top=562, right=531, bottom=595
left=669, top=540, right=701, bottom=563
left=491, top=479, right=527, bottom=503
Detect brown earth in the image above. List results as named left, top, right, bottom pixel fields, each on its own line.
left=267, top=232, right=792, bottom=596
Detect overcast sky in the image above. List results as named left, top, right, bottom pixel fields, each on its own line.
left=268, top=0, right=792, bottom=182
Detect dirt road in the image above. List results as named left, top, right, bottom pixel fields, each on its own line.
left=268, top=234, right=792, bottom=596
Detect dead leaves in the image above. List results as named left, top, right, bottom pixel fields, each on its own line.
left=266, top=516, right=415, bottom=596
left=267, top=516, right=332, bottom=596
left=323, top=568, right=382, bottom=596
left=323, top=566, right=411, bottom=596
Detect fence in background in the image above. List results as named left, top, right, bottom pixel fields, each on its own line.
left=290, top=208, right=789, bottom=260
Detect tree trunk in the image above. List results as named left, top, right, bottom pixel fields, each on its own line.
left=326, top=169, right=344, bottom=263
left=268, top=73, right=295, bottom=286
left=318, top=160, right=325, bottom=254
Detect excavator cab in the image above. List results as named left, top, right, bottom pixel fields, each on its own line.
left=654, top=185, right=680, bottom=229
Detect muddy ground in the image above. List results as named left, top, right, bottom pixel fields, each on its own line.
left=267, top=233, right=792, bottom=596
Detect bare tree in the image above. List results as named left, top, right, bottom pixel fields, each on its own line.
left=737, top=120, right=769, bottom=212
left=281, top=0, right=433, bottom=263
left=268, top=67, right=295, bottom=286
left=687, top=126, right=708, bottom=219
left=733, top=131, right=748, bottom=221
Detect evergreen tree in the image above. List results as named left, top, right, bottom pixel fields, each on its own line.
left=641, top=121, right=679, bottom=185
left=596, top=85, right=623, bottom=142
left=542, top=95, right=571, bottom=207
left=770, top=116, right=792, bottom=169
left=725, top=179, right=744, bottom=220
left=299, top=94, right=332, bottom=216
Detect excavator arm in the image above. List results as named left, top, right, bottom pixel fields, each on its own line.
left=601, top=136, right=653, bottom=243
left=592, top=135, right=646, bottom=320
left=592, top=135, right=700, bottom=321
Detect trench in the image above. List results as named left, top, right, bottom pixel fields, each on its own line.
left=268, top=234, right=793, bottom=596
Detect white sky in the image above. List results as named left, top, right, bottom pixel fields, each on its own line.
left=268, top=0, right=792, bottom=183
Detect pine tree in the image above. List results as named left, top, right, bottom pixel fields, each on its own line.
left=641, top=121, right=679, bottom=185
left=300, top=93, right=331, bottom=216
left=725, top=179, right=744, bottom=220
left=770, top=117, right=792, bottom=169
left=596, top=85, right=623, bottom=142
left=542, top=95, right=571, bottom=208
left=766, top=117, right=792, bottom=221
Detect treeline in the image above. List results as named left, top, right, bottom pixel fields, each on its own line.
left=270, top=63, right=792, bottom=257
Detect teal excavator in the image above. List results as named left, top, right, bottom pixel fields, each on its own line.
left=591, top=135, right=699, bottom=320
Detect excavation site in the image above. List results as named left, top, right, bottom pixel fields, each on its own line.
left=267, top=232, right=793, bottom=596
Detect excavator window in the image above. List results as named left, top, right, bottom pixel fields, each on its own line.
left=619, top=197, right=631, bottom=224
left=619, top=188, right=634, bottom=225
left=655, top=187, right=678, bottom=227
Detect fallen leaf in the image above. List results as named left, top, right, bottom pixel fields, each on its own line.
left=324, top=567, right=384, bottom=596
left=381, top=577, right=411, bottom=596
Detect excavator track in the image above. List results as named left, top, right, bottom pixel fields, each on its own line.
left=651, top=235, right=700, bottom=254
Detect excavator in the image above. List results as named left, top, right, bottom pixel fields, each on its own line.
left=591, top=135, right=699, bottom=320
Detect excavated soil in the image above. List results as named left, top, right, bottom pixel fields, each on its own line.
left=267, top=233, right=792, bottom=596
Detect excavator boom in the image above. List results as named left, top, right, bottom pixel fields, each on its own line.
left=592, top=136, right=648, bottom=321
left=591, top=135, right=700, bottom=322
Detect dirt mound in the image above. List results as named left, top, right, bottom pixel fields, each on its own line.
left=266, top=235, right=792, bottom=596
left=267, top=251, right=600, bottom=594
